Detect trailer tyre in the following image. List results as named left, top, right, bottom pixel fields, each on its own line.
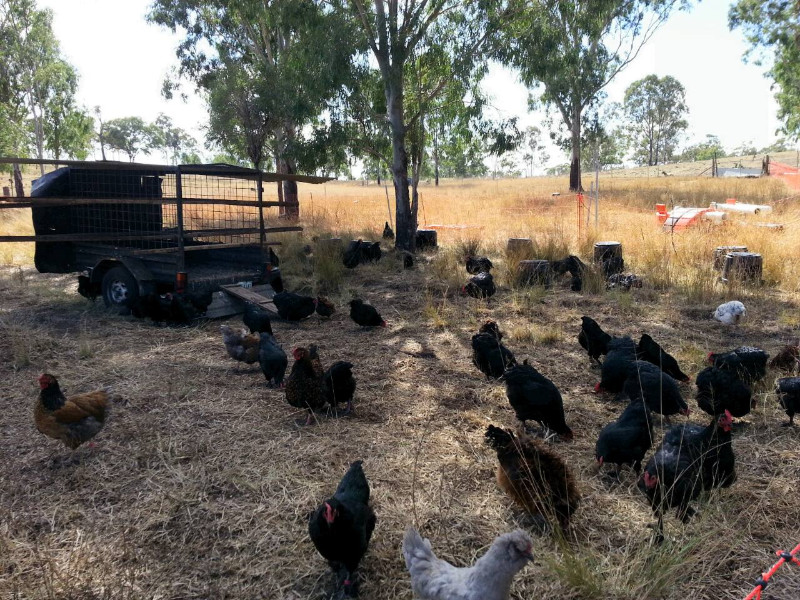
left=102, top=266, right=140, bottom=309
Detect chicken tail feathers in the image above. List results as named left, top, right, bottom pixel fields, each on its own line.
left=335, top=460, right=370, bottom=502
left=485, top=424, right=514, bottom=451
left=402, top=526, right=435, bottom=571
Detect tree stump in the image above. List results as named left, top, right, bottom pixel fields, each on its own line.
left=517, top=260, right=552, bottom=287
left=721, top=252, right=763, bottom=283
left=416, top=229, right=438, bottom=249
left=507, top=238, right=534, bottom=257
left=593, top=241, right=622, bottom=263
left=713, top=245, right=747, bottom=270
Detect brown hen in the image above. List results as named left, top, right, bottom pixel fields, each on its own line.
left=35, top=373, right=109, bottom=449
left=485, top=425, right=580, bottom=530
left=285, top=346, right=325, bottom=425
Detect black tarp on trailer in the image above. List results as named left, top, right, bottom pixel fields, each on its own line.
left=31, top=167, right=165, bottom=273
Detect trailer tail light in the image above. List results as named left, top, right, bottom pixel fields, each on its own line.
left=175, top=271, right=188, bottom=293
left=265, top=263, right=273, bottom=273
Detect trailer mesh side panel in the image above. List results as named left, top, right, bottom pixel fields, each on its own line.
left=61, top=169, right=262, bottom=250
left=180, top=174, right=260, bottom=245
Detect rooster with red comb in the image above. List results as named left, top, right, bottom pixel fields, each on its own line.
left=309, top=460, right=376, bottom=597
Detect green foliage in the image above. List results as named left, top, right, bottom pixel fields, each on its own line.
left=759, top=138, right=795, bottom=154
left=546, top=163, right=570, bottom=176
left=731, top=141, right=757, bottom=156
left=0, top=0, right=90, bottom=163
left=104, top=117, right=161, bottom=162
left=154, top=113, right=199, bottom=165
left=679, top=134, right=727, bottom=162
left=520, top=126, right=549, bottom=176
left=149, top=0, right=363, bottom=175
left=729, top=0, right=800, bottom=140
left=347, top=1, right=495, bottom=249
left=624, top=74, right=688, bottom=165
left=491, top=0, right=692, bottom=189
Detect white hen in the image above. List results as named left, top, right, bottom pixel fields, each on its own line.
left=402, top=527, right=533, bottom=600
left=714, top=301, right=746, bottom=326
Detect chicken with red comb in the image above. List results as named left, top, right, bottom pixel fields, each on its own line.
left=309, top=461, right=376, bottom=597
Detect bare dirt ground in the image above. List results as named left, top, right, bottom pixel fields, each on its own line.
left=1, top=248, right=799, bottom=600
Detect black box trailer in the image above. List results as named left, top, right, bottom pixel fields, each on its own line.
left=0, top=158, right=330, bottom=317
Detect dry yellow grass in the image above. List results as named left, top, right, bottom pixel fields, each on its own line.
left=1, top=168, right=800, bottom=599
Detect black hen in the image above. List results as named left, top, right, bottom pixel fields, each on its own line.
left=323, top=361, right=357, bottom=415
left=708, top=346, right=769, bottom=384
left=343, top=240, right=364, bottom=268
left=695, top=366, right=753, bottom=417
left=624, top=361, right=689, bottom=419
left=578, top=316, right=612, bottom=365
left=551, top=255, right=586, bottom=277
left=638, top=411, right=735, bottom=541
left=77, top=275, right=100, bottom=301
left=132, top=293, right=166, bottom=321
left=243, top=304, right=273, bottom=333
left=316, top=296, right=336, bottom=318
left=382, top=221, right=394, bottom=240
left=349, top=299, right=386, bottom=327
left=775, top=377, right=800, bottom=426
left=461, top=271, right=496, bottom=299
left=465, top=256, right=493, bottom=274
left=596, top=336, right=637, bottom=393
left=273, top=292, right=317, bottom=321
left=309, top=460, right=376, bottom=598
left=259, top=332, right=288, bottom=387
left=501, top=361, right=572, bottom=440
left=552, top=256, right=586, bottom=292
left=595, top=397, right=653, bottom=477
left=268, top=247, right=280, bottom=266
left=471, top=321, right=516, bottom=379
left=362, top=242, right=382, bottom=262
left=636, top=334, right=689, bottom=382
left=344, top=240, right=381, bottom=268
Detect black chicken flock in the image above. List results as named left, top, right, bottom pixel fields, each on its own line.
left=173, top=241, right=797, bottom=597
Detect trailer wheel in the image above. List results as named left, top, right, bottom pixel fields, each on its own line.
left=102, top=266, right=140, bottom=308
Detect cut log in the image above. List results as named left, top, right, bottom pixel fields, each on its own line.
left=593, top=241, right=622, bottom=263
left=416, top=229, right=438, bottom=249
left=713, top=245, right=747, bottom=270
left=517, top=260, right=552, bottom=287
left=721, top=252, right=763, bottom=283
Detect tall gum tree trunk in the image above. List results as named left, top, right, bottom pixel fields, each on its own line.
left=13, top=163, right=24, bottom=197
left=386, top=75, right=415, bottom=251
left=569, top=105, right=582, bottom=191
left=282, top=125, right=299, bottom=220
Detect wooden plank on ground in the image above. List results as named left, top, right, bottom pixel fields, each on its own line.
left=220, top=284, right=277, bottom=313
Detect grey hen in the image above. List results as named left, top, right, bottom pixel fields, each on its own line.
left=402, top=527, right=533, bottom=600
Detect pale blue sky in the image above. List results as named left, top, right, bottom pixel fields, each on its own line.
left=39, top=0, right=784, bottom=166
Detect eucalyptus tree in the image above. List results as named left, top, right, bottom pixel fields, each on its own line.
left=154, top=113, right=199, bottom=165
left=624, top=75, right=687, bottom=166
left=730, top=1, right=800, bottom=140
left=104, top=117, right=161, bottom=162
left=149, top=0, right=362, bottom=218
left=347, top=0, right=496, bottom=250
left=492, top=0, right=692, bottom=190
left=1, top=0, right=90, bottom=178
left=42, top=60, right=94, bottom=160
